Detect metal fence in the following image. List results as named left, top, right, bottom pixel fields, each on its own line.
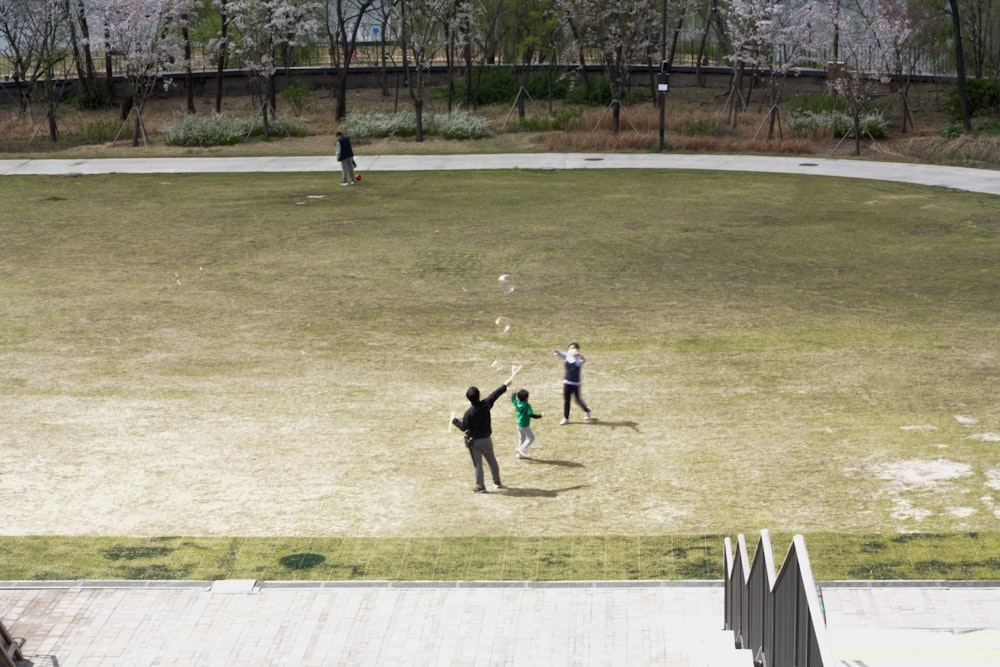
left=724, top=530, right=835, bottom=667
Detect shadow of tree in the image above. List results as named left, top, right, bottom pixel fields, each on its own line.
left=102, top=545, right=174, bottom=561
left=279, top=553, right=327, bottom=570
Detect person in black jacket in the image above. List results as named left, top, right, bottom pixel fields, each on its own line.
left=335, top=131, right=355, bottom=185
left=453, top=380, right=511, bottom=492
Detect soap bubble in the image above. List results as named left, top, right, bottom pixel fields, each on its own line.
left=491, top=360, right=504, bottom=372
left=495, top=316, right=511, bottom=335
left=499, top=274, right=516, bottom=293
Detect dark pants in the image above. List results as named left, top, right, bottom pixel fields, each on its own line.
left=471, top=436, right=501, bottom=488
left=563, top=383, right=590, bottom=419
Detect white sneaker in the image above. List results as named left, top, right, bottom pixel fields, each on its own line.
left=517, top=448, right=530, bottom=459
left=560, top=418, right=569, bottom=425
left=585, top=411, right=592, bottom=421
left=341, top=182, right=349, bottom=186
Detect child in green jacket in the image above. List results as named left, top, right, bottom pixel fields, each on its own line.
left=512, top=388, right=542, bottom=459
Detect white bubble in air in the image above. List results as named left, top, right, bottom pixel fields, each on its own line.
left=495, top=316, right=511, bottom=335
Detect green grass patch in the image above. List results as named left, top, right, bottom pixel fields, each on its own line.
left=1, top=534, right=998, bottom=581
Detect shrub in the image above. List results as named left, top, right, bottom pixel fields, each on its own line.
left=785, top=91, right=850, bottom=115
left=161, top=113, right=249, bottom=146
left=508, top=107, right=583, bottom=132
left=463, top=67, right=520, bottom=105
left=566, top=75, right=612, bottom=105
left=68, top=78, right=116, bottom=110
left=978, top=119, right=1000, bottom=135
left=341, top=110, right=492, bottom=139
left=625, top=86, right=651, bottom=105
left=429, top=110, right=492, bottom=139
left=941, top=122, right=964, bottom=139
left=526, top=69, right=571, bottom=100
left=83, top=120, right=120, bottom=144
left=247, top=114, right=308, bottom=138
left=341, top=111, right=415, bottom=138
left=282, top=79, right=312, bottom=117
left=788, top=109, right=888, bottom=139
left=947, top=78, right=1000, bottom=118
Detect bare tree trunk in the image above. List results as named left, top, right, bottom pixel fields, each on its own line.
left=949, top=0, right=973, bottom=132
left=75, top=0, right=96, bottom=96
left=852, top=102, right=861, bottom=156
left=183, top=14, right=195, bottom=113
left=47, top=109, right=58, bottom=142
left=215, top=0, right=228, bottom=114
left=104, top=28, right=115, bottom=103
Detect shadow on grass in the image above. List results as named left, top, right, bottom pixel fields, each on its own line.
left=500, top=485, right=588, bottom=498
left=102, top=545, right=175, bottom=560
left=279, top=553, right=327, bottom=570
left=520, top=457, right=584, bottom=467
left=577, top=418, right=640, bottom=431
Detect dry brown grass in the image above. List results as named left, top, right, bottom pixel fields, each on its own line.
left=883, top=133, right=1000, bottom=166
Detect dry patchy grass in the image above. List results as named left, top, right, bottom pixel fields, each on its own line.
left=1, top=169, right=998, bottom=543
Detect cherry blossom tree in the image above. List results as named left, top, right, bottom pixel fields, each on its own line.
left=398, top=0, right=450, bottom=141
left=829, top=0, right=912, bottom=154
left=555, top=0, right=660, bottom=134
left=89, top=0, right=185, bottom=146
left=720, top=0, right=824, bottom=132
left=225, top=0, right=319, bottom=136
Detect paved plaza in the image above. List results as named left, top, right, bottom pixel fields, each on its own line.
left=1, top=581, right=999, bottom=666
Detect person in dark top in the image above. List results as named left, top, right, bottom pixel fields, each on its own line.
left=335, top=131, right=355, bottom=185
left=553, top=341, right=592, bottom=424
left=453, top=380, right=511, bottom=492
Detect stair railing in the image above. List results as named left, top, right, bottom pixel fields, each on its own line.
left=724, top=530, right=835, bottom=667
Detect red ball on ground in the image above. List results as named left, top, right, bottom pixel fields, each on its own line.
left=355, top=174, right=362, bottom=181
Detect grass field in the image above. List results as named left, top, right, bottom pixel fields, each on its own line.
left=1, top=167, right=998, bottom=580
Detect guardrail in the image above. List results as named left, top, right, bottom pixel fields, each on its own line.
left=724, top=530, right=835, bottom=667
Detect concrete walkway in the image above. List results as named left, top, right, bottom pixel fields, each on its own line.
left=1, top=581, right=999, bottom=666
left=1, top=153, right=999, bottom=195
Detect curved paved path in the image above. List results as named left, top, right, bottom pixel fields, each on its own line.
left=1, top=154, right=999, bottom=195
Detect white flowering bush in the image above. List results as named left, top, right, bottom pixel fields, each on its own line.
left=340, top=111, right=407, bottom=137
left=160, top=113, right=307, bottom=146
left=432, top=110, right=493, bottom=139
left=341, top=110, right=492, bottom=140
left=246, top=115, right=308, bottom=139
left=787, top=110, right=888, bottom=140
left=161, top=114, right=249, bottom=146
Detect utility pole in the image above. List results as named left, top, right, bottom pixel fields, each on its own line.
left=658, top=0, right=670, bottom=152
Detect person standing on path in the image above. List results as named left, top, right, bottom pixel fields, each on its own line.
left=335, top=131, right=355, bottom=185
left=553, top=342, right=591, bottom=424
left=453, top=381, right=510, bottom=492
